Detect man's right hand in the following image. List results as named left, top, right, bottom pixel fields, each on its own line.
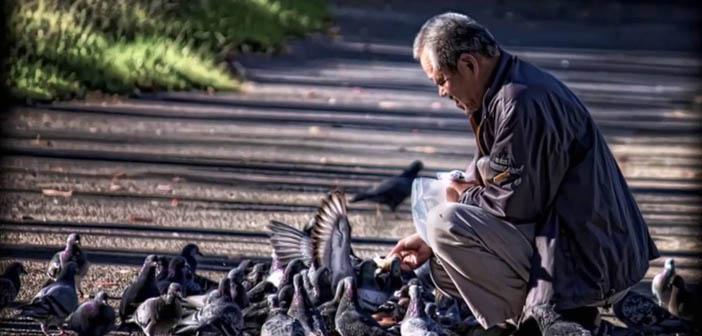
left=388, top=233, right=433, bottom=272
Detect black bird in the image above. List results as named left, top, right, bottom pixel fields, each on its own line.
left=262, top=295, right=305, bottom=336
left=401, top=284, right=446, bottom=336
left=18, top=261, right=80, bottom=336
left=668, top=275, right=698, bottom=322
left=65, top=290, right=116, bottom=336
left=46, top=233, right=90, bottom=298
left=350, top=160, right=423, bottom=213
left=119, top=254, right=160, bottom=323
left=157, top=256, right=189, bottom=296
left=0, top=262, right=27, bottom=311
left=356, top=260, right=389, bottom=312
left=310, top=190, right=355, bottom=289
left=334, top=276, right=395, bottom=336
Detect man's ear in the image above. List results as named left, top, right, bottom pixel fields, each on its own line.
left=458, top=53, right=479, bottom=77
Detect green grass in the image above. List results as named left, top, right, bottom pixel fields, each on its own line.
left=4, top=0, right=329, bottom=101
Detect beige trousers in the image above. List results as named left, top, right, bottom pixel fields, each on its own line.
left=425, top=203, right=535, bottom=329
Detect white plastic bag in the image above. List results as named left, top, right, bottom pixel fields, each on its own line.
left=411, top=170, right=468, bottom=243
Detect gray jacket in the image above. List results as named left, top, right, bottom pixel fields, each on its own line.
left=458, top=50, right=659, bottom=317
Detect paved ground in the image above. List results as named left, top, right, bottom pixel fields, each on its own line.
left=0, top=0, right=700, bottom=334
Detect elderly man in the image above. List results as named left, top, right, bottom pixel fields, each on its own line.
left=389, top=13, right=659, bottom=335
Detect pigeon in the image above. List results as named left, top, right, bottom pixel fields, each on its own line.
left=119, top=254, right=160, bottom=323
left=311, top=190, right=355, bottom=289
left=228, top=271, right=250, bottom=310
left=128, top=282, right=184, bottom=336
left=401, top=284, right=446, bottom=336
left=356, top=260, right=390, bottom=312
left=668, top=274, right=698, bottom=322
left=305, top=266, right=333, bottom=307
left=262, top=294, right=305, bottom=336
left=375, top=256, right=403, bottom=294
left=18, top=261, right=80, bottom=336
left=276, top=258, right=308, bottom=308
left=268, top=220, right=315, bottom=267
left=157, top=256, right=189, bottom=295
left=0, top=262, right=27, bottom=311
left=64, top=290, right=116, bottom=336
left=46, top=233, right=90, bottom=298
left=183, top=276, right=231, bottom=310
left=652, top=258, right=677, bottom=308
left=334, top=276, right=395, bottom=336
left=267, top=253, right=287, bottom=288
left=175, top=278, right=244, bottom=336
left=245, top=262, right=268, bottom=290
left=350, top=160, right=423, bottom=212
left=180, top=243, right=218, bottom=292
left=287, top=273, right=328, bottom=335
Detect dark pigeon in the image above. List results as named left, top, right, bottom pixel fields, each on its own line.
left=180, top=243, right=218, bottom=292
left=128, top=282, right=184, bottom=336
left=668, top=275, right=698, bottom=322
left=334, top=276, right=395, bottom=336
left=228, top=272, right=250, bottom=310
left=262, top=295, right=305, bottom=336
left=311, top=190, right=355, bottom=290
left=356, top=260, right=389, bottom=312
left=350, top=160, right=423, bottom=212
left=244, top=262, right=268, bottom=291
left=157, top=256, right=189, bottom=296
left=65, top=290, right=116, bottom=336
left=119, top=254, right=160, bottom=323
left=0, top=262, right=27, bottom=311
left=401, top=284, right=446, bottom=336
left=287, top=273, right=328, bottom=335
left=305, top=266, right=333, bottom=307
left=18, top=261, right=79, bottom=336
left=46, top=233, right=89, bottom=298
left=276, top=258, right=308, bottom=309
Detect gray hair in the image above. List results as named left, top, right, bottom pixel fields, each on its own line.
left=413, top=13, right=500, bottom=72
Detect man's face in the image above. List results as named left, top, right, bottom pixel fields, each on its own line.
left=420, top=52, right=482, bottom=116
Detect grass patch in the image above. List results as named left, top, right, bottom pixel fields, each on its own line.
left=4, top=0, right=329, bottom=101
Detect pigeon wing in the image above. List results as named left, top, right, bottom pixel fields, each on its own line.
left=268, top=220, right=314, bottom=266
left=311, top=191, right=347, bottom=270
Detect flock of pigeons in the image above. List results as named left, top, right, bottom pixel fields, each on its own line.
left=0, top=160, right=698, bottom=336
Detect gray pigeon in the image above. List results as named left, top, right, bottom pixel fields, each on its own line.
left=276, top=258, right=308, bottom=309
left=262, top=295, right=305, bottom=336
left=175, top=279, right=244, bottom=335
left=128, top=282, right=184, bottom=336
left=350, top=160, right=423, bottom=212
left=0, top=262, right=27, bottom=311
left=652, top=258, right=678, bottom=308
left=184, top=276, right=231, bottom=309
left=245, top=262, right=268, bottom=290
left=400, top=284, right=446, bottom=336
left=46, top=233, right=90, bottom=298
left=334, top=276, right=395, bottom=336
left=65, top=290, right=116, bottom=336
left=119, top=254, right=160, bottom=323
left=228, top=266, right=250, bottom=309
left=311, top=190, right=355, bottom=290
left=19, top=261, right=80, bottom=336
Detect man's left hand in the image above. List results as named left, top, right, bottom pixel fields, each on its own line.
left=446, top=180, right=476, bottom=202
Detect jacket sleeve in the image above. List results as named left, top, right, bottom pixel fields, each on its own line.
left=459, top=90, right=570, bottom=223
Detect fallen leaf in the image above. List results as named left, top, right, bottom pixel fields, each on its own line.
left=42, top=189, right=73, bottom=197
left=128, top=215, right=152, bottom=223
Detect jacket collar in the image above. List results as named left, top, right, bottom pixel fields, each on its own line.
left=475, top=48, right=513, bottom=122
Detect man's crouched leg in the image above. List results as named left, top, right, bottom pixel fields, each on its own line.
left=425, top=203, right=534, bottom=330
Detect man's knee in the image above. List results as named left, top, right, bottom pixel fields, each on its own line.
left=426, top=203, right=480, bottom=254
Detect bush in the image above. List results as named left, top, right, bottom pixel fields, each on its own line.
left=3, top=0, right=329, bottom=101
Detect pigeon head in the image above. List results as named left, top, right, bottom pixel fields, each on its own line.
left=405, top=284, right=426, bottom=319
left=94, top=290, right=109, bottom=304
left=181, top=243, right=203, bottom=258
left=168, top=256, right=188, bottom=280
left=357, top=259, right=378, bottom=285
left=664, top=258, right=675, bottom=272
left=388, top=256, right=401, bottom=278
left=425, top=302, right=437, bottom=319
left=403, top=160, right=424, bottom=177
left=281, top=258, right=306, bottom=287
left=290, top=273, right=307, bottom=307
left=4, top=262, right=28, bottom=277
left=141, top=255, right=159, bottom=273
left=66, top=233, right=81, bottom=247
left=247, top=263, right=267, bottom=284
left=166, top=282, right=183, bottom=299
left=228, top=264, right=247, bottom=284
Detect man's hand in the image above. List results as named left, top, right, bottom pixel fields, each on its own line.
left=388, top=233, right=433, bottom=272
left=446, top=180, right=476, bottom=202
